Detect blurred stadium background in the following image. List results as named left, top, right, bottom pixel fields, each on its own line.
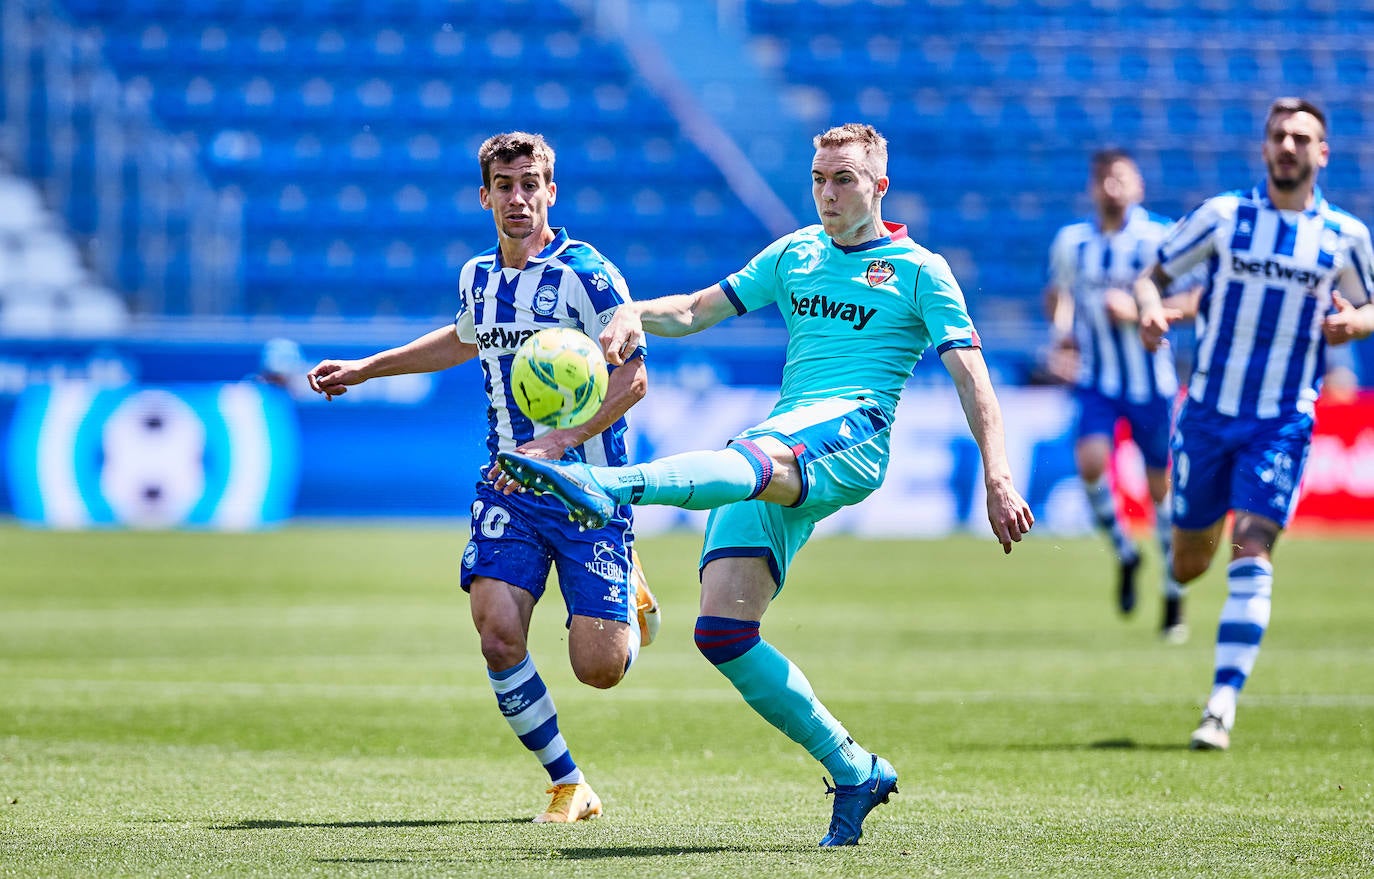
left=2, top=0, right=1373, bottom=533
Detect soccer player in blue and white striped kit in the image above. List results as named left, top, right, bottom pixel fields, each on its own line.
left=1045, top=149, right=1192, bottom=637
left=1135, top=98, right=1374, bottom=750
left=498, top=123, right=1035, bottom=844
left=308, top=132, right=659, bottom=821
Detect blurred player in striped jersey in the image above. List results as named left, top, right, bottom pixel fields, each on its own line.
left=1045, top=149, right=1195, bottom=639
left=1135, top=98, right=1374, bottom=750
left=497, top=123, right=1034, bottom=845
left=307, top=131, right=659, bottom=821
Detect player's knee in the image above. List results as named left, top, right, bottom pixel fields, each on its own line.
left=694, top=615, right=761, bottom=666
left=1172, top=550, right=1212, bottom=584
left=571, top=658, right=624, bottom=690
left=478, top=627, right=526, bottom=671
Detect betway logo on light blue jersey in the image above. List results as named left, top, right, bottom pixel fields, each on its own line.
left=789, top=291, right=878, bottom=330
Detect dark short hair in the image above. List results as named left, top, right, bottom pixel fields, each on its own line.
left=1091, top=147, right=1136, bottom=172
left=1265, top=97, right=1327, bottom=139
left=478, top=131, right=555, bottom=188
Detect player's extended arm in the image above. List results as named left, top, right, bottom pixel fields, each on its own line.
left=1133, top=264, right=1179, bottom=353
left=939, top=345, right=1035, bottom=554
left=307, top=325, right=477, bottom=401
left=601, top=285, right=738, bottom=365
left=513, top=354, right=648, bottom=462
left=1324, top=292, right=1374, bottom=344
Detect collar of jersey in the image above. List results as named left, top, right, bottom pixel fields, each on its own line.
left=495, top=227, right=571, bottom=268
left=829, top=221, right=909, bottom=253
left=1095, top=204, right=1148, bottom=235
left=1254, top=181, right=1325, bottom=217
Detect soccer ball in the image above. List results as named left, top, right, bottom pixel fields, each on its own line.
left=510, top=327, right=608, bottom=429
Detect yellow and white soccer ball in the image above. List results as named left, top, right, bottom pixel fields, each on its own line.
left=510, top=327, right=609, bottom=429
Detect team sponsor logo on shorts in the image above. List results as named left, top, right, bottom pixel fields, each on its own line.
left=462, top=542, right=477, bottom=569
left=533, top=284, right=559, bottom=316
left=865, top=259, right=895, bottom=287
left=586, top=539, right=627, bottom=586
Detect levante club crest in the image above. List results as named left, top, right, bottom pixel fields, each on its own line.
left=865, top=259, right=895, bottom=287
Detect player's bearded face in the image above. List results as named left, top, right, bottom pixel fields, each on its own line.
left=1263, top=111, right=1328, bottom=193
left=812, top=144, right=886, bottom=245
left=1092, top=160, right=1143, bottom=213
left=481, top=157, right=556, bottom=240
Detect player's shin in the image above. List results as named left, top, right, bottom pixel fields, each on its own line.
left=1205, top=557, right=1273, bottom=730
left=694, top=615, right=871, bottom=785
left=599, top=444, right=770, bottom=509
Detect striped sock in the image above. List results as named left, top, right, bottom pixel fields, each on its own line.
left=1085, top=477, right=1137, bottom=562
left=1156, top=497, right=1184, bottom=599
left=488, top=654, right=580, bottom=785
left=1205, top=558, right=1274, bottom=729
left=592, top=443, right=771, bottom=509
left=694, top=615, right=870, bottom=785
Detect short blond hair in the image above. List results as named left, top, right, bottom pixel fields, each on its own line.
left=478, top=131, right=556, bottom=187
left=813, top=123, right=888, bottom=178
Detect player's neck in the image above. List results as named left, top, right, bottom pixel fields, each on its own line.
left=498, top=229, right=556, bottom=270
left=1267, top=179, right=1316, bottom=212
left=1097, top=207, right=1128, bottom=234
left=830, top=217, right=887, bottom=248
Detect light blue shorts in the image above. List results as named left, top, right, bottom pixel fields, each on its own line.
left=701, top=397, right=891, bottom=590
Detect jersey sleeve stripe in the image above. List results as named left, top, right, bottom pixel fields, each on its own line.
left=718, top=280, right=748, bottom=315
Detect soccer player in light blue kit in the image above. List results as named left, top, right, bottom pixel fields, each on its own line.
left=1045, top=149, right=1190, bottom=638
left=497, top=124, right=1035, bottom=845
left=1135, top=98, right=1374, bottom=750
left=307, top=132, right=659, bottom=822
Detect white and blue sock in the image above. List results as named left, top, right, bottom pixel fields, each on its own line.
left=1205, top=558, right=1273, bottom=729
left=488, top=654, right=580, bottom=785
left=1085, top=477, right=1137, bottom=562
left=1155, top=497, right=1184, bottom=599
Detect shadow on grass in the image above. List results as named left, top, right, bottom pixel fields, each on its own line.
left=552, top=844, right=796, bottom=858
left=314, top=845, right=784, bottom=865
left=212, top=818, right=528, bottom=830
left=954, top=738, right=1186, bottom=752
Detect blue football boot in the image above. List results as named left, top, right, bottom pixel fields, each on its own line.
left=819, top=755, right=898, bottom=847
left=496, top=452, right=616, bottom=530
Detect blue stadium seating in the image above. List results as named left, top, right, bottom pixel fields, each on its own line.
left=54, top=0, right=768, bottom=319
left=39, top=0, right=1374, bottom=329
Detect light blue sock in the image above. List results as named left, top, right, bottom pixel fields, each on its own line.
left=592, top=442, right=772, bottom=509
left=695, top=616, right=871, bottom=786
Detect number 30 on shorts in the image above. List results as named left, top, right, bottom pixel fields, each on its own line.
left=470, top=499, right=511, bottom=538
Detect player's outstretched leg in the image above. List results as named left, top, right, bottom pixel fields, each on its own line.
left=1118, top=553, right=1141, bottom=615
left=820, top=755, right=900, bottom=847
left=497, top=453, right=616, bottom=529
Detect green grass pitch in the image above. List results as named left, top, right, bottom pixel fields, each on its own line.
left=2, top=525, right=1371, bottom=877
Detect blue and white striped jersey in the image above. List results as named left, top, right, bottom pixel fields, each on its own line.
left=1157, top=183, right=1374, bottom=418
left=455, top=227, right=641, bottom=469
left=1049, top=205, right=1180, bottom=403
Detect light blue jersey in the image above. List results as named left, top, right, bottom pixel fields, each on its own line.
left=721, top=223, right=979, bottom=420
left=456, top=227, right=643, bottom=469
left=1049, top=205, right=1180, bottom=404
left=1158, top=183, right=1374, bottom=418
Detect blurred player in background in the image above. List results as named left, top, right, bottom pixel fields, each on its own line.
left=496, top=123, right=1033, bottom=845
left=1044, top=149, right=1192, bottom=640
left=307, top=131, right=659, bottom=822
left=1135, top=97, right=1374, bottom=750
